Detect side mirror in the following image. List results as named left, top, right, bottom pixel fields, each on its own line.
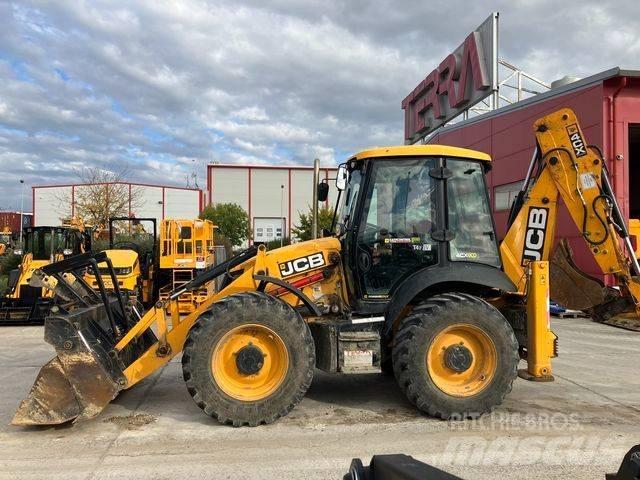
left=336, top=164, right=348, bottom=191
left=317, top=182, right=329, bottom=202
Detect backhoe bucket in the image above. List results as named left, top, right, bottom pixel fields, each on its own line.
left=12, top=306, right=124, bottom=426
left=549, top=239, right=608, bottom=310
left=550, top=239, right=640, bottom=330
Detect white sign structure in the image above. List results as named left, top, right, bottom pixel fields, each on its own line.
left=402, top=13, right=499, bottom=143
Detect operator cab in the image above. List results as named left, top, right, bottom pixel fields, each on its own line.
left=21, top=226, right=90, bottom=261
left=332, top=146, right=500, bottom=314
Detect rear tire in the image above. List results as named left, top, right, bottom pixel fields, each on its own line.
left=182, top=292, right=315, bottom=426
left=392, top=292, right=518, bottom=420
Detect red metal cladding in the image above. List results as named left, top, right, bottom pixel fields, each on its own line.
left=0, top=211, right=33, bottom=234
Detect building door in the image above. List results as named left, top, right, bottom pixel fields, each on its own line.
left=629, top=125, right=640, bottom=219
left=628, top=124, right=640, bottom=255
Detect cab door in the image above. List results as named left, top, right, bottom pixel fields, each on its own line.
left=353, top=157, right=440, bottom=302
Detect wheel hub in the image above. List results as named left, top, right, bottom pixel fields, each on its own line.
left=235, top=344, right=265, bottom=375
left=426, top=323, right=497, bottom=397
left=211, top=323, right=289, bottom=401
left=444, top=344, right=473, bottom=373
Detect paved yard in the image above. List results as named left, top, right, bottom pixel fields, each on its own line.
left=0, top=316, right=638, bottom=479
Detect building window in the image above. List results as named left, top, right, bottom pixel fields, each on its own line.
left=494, top=181, right=524, bottom=211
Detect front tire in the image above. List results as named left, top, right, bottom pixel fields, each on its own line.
left=182, top=292, right=315, bottom=426
left=392, top=292, right=518, bottom=419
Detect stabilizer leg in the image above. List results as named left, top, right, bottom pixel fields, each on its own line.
left=518, top=261, right=557, bottom=382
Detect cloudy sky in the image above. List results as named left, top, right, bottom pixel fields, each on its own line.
left=1, top=0, right=638, bottom=210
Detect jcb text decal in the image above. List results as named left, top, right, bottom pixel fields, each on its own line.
left=566, top=124, right=587, bottom=157
left=522, top=207, right=548, bottom=265
left=279, top=253, right=326, bottom=277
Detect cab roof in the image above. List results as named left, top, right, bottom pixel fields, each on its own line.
left=349, top=145, right=491, bottom=163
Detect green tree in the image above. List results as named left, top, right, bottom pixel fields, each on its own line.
left=292, top=204, right=334, bottom=241
left=200, top=203, right=250, bottom=247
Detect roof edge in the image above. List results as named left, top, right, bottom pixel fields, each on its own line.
left=427, top=67, right=639, bottom=139
left=350, top=145, right=491, bottom=162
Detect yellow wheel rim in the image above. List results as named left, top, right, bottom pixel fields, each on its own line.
left=211, top=324, right=289, bottom=401
left=426, top=323, right=497, bottom=397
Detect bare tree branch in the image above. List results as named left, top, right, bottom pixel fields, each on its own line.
left=52, top=166, right=144, bottom=232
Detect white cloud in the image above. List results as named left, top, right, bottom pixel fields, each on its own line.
left=0, top=0, right=638, bottom=210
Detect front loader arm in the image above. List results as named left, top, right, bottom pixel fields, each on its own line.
left=500, top=108, right=640, bottom=313
left=13, top=238, right=343, bottom=425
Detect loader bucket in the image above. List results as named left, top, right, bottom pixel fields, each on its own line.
left=549, top=239, right=608, bottom=310
left=13, top=247, right=254, bottom=427
left=12, top=304, right=125, bottom=426
left=13, top=358, right=81, bottom=425
left=11, top=250, right=160, bottom=426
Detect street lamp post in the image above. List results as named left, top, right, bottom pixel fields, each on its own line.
left=19, top=179, right=25, bottom=246
left=280, top=184, right=285, bottom=248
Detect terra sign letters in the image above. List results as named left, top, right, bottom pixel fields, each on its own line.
left=402, top=14, right=497, bottom=143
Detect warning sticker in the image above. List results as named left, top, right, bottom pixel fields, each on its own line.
left=384, top=238, right=412, bottom=244
left=579, top=173, right=597, bottom=190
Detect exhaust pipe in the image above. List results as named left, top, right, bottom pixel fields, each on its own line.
left=312, top=158, right=320, bottom=239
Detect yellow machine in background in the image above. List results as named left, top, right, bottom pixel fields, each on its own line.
left=100, top=250, right=141, bottom=292
left=12, top=108, right=640, bottom=428
left=158, top=218, right=216, bottom=313
left=86, top=249, right=144, bottom=296
left=0, top=218, right=90, bottom=324
left=0, top=226, right=13, bottom=255
left=91, top=217, right=217, bottom=313
left=87, top=217, right=158, bottom=307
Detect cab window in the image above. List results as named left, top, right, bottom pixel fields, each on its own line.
left=446, top=159, right=500, bottom=266
left=179, top=226, right=192, bottom=239
left=336, top=167, right=362, bottom=235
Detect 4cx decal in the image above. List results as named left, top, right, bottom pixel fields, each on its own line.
left=279, top=253, right=326, bottom=278
left=566, top=124, right=587, bottom=157
left=522, top=207, right=548, bottom=265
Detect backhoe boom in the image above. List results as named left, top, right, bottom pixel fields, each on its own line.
left=501, top=108, right=640, bottom=325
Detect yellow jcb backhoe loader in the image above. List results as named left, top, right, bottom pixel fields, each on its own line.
left=12, top=108, right=640, bottom=427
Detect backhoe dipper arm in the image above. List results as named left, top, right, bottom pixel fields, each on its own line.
left=500, top=108, right=640, bottom=314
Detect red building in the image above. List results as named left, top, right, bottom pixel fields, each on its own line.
left=428, top=67, right=640, bottom=279
left=0, top=211, right=33, bottom=237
